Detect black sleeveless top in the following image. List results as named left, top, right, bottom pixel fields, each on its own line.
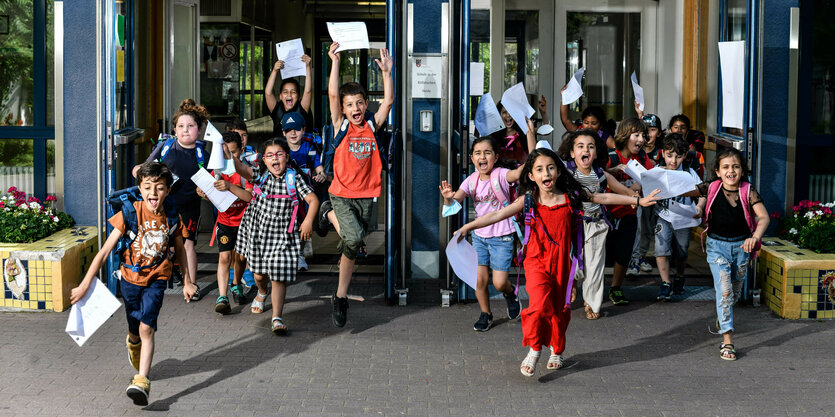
left=269, top=103, right=313, bottom=136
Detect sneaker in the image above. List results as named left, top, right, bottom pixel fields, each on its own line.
left=331, top=294, right=349, bottom=327
left=504, top=290, right=521, bottom=320
left=608, top=287, right=630, bottom=305
left=316, top=200, right=333, bottom=237
left=473, top=312, right=494, bottom=332
left=657, top=282, right=672, bottom=301
left=126, top=335, right=141, bottom=371
left=625, top=261, right=641, bottom=277
left=230, top=284, right=247, bottom=304
left=639, top=258, right=653, bottom=272
left=673, top=275, right=686, bottom=295
left=303, top=239, right=313, bottom=258
left=214, top=295, right=231, bottom=314
left=126, top=374, right=150, bottom=406
left=190, top=283, right=202, bottom=302
left=297, top=256, right=308, bottom=272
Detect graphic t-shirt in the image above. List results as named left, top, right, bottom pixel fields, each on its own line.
left=328, top=121, right=382, bottom=198
left=109, top=202, right=185, bottom=286
left=460, top=168, right=516, bottom=238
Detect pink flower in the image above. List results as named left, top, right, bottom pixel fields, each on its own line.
left=7, top=186, right=16, bottom=193
left=27, top=196, right=41, bottom=203
left=45, top=195, right=56, bottom=202
left=770, top=211, right=781, bottom=219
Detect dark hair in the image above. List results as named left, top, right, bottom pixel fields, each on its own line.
left=338, top=82, right=368, bottom=104
left=471, top=135, right=518, bottom=170
left=172, top=98, right=210, bottom=130
left=519, top=148, right=586, bottom=211
left=494, top=101, right=524, bottom=136
left=557, top=129, right=608, bottom=168
left=258, top=137, right=302, bottom=177
left=279, top=78, right=302, bottom=99
left=225, top=118, right=247, bottom=132
left=136, top=161, right=174, bottom=187
left=661, top=132, right=688, bottom=155
left=668, top=114, right=691, bottom=130
left=613, top=118, right=648, bottom=151
left=221, top=131, right=242, bottom=149
left=581, top=106, right=607, bottom=126
left=711, top=147, right=750, bottom=181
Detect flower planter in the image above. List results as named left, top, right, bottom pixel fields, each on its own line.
left=1, top=226, right=98, bottom=312
left=756, top=237, right=835, bottom=319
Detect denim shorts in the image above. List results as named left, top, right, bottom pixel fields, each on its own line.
left=120, top=278, right=167, bottom=335
left=471, top=233, right=515, bottom=272
left=653, top=217, right=691, bottom=259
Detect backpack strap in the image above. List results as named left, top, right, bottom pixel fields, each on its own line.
left=158, top=137, right=177, bottom=163
left=700, top=180, right=723, bottom=253
left=564, top=207, right=584, bottom=310
left=513, top=193, right=537, bottom=295
left=250, top=169, right=301, bottom=234
left=159, top=137, right=205, bottom=168
left=489, top=169, right=525, bottom=240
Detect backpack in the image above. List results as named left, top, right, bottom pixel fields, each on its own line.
left=702, top=180, right=761, bottom=258
left=465, top=169, right=524, bottom=240
left=564, top=160, right=613, bottom=228
left=157, top=134, right=206, bottom=169
left=322, top=111, right=389, bottom=175
left=514, top=193, right=585, bottom=310
left=251, top=167, right=303, bottom=233
left=106, top=186, right=180, bottom=273
left=303, top=130, right=324, bottom=155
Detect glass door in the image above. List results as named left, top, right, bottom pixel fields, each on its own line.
left=164, top=0, right=199, bottom=132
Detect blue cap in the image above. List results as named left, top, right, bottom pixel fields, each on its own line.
left=281, top=112, right=305, bottom=131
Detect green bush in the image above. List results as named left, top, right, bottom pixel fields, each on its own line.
left=0, top=187, right=75, bottom=243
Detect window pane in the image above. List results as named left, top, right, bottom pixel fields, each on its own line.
left=810, top=0, right=835, bottom=135
left=0, top=3, right=34, bottom=126
left=0, top=139, right=35, bottom=195
left=46, top=139, right=55, bottom=196
left=725, top=0, right=746, bottom=42
left=200, top=23, right=240, bottom=119
left=504, top=10, right=539, bottom=95
left=469, top=9, right=490, bottom=122
left=46, top=0, right=54, bottom=126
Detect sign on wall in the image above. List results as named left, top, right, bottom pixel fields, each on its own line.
left=410, top=56, right=446, bottom=99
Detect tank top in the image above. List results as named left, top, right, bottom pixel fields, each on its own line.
left=328, top=121, right=382, bottom=198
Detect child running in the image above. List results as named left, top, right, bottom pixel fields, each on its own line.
left=454, top=148, right=658, bottom=377
left=232, top=138, right=320, bottom=334
left=651, top=133, right=705, bottom=300
left=439, top=119, right=536, bottom=331
left=196, top=131, right=253, bottom=312
left=683, top=147, right=768, bottom=360
left=556, top=129, right=639, bottom=319
left=71, top=162, right=196, bottom=405
left=321, top=42, right=393, bottom=327
left=626, top=113, right=665, bottom=277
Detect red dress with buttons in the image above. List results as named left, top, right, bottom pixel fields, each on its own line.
left=521, top=195, right=574, bottom=353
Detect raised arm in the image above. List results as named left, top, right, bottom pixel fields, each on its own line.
left=538, top=95, right=550, bottom=125
left=454, top=196, right=525, bottom=240
left=505, top=163, right=526, bottom=184
left=327, top=42, right=344, bottom=128
left=300, top=54, right=313, bottom=113
left=374, top=48, right=394, bottom=129
left=525, top=117, right=537, bottom=153
left=265, top=60, right=283, bottom=113
left=439, top=180, right=468, bottom=206
left=559, top=84, right=577, bottom=132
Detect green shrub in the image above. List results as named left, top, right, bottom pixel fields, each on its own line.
left=777, top=200, right=835, bottom=254
left=0, top=187, right=75, bottom=243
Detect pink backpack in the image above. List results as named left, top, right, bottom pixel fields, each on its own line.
left=702, top=180, right=761, bottom=258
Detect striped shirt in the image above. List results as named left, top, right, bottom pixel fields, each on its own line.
left=573, top=170, right=604, bottom=217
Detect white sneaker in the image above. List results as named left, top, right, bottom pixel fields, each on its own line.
left=639, top=258, right=653, bottom=272
left=625, top=261, right=641, bottom=276
left=297, top=256, right=308, bottom=271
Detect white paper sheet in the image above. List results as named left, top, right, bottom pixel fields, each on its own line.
left=191, top=168, right=237, bottom=212
left=275, top=38, right=306, bottom=79
left=445, top=233, right=478, bottom=290
left=203, top=122, right=226, bottom=170
left=474, top=93, right=504, bottom=137
left=663, top=200, right=702, bottom=230
left=469, top=62, right=484, bottom=96
left=65, top=278, right=122, bottom=347
left=561, top=67, right=585, bottom=105
left=631, top=71, right=645, bottom=112
left=536, top=124, right=554, bottom=136
left=501, top=83, right=536, bottom=134
left=203, top=121, right=223, bottom=144
left=640, top=167, right=700, bottom=200
left=623, top=159, right=647, bottom=184
left=327, top=22, right=370, bottom=52
left=718, top=41, right=745, bottom=129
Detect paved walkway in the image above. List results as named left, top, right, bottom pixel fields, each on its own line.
left=1, top=276, right=833, bottom=416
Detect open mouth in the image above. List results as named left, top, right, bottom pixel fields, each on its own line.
left=542, top=179, right=553, bottom=188
left=147, top=197, right=159, bottom=208
left=581, top=154, right=590, bottom=164
left=271, top=162, right=281, bottom=172
left=285, top=99, right=294, bottom=108
left=478, top=161, right=488, bottom=170
left=352, top=112, right=363, bottom=123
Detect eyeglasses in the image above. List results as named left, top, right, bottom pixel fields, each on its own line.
left=262, top=152, right=286, bottom=160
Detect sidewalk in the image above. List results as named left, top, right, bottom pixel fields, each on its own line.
left=1, top=277, right=832, bottom=416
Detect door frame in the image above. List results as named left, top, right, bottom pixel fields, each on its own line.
left=163, top=0, right=200, bottom=132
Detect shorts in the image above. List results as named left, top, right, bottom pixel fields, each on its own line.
left=654, top=217, right=691, bottom=259
left=471, top=233, right=514, bottom=272
left=215, top=223, right=239, bottom=253
left=120, top=278, right=166, bottom=335
left=330, top=194, right=375, bottom=260
left=177, top=197, right=201, bottom=242
left=609, top=214, right=638, bottom=267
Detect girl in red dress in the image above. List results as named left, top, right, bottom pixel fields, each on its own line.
left=454, top=148, right=659, bottom=377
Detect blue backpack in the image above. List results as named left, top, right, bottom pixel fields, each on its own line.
left=157, top=134, right=206, bottom=168
left=321, top=111, right=389, bottom=175
left=107, top=186, right=180, bottom=273
left=251, top=167, right=303, bottom=233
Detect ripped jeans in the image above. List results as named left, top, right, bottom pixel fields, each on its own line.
left=706, top=236, right=751, bottom=334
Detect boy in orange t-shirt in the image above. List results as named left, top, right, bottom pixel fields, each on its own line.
left=322, top=41, right=393, bottom=327
left=70, top=162, right=196, bottom=406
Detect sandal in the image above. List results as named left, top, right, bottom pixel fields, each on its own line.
left=584, top=303, right=600, bottom=320
left=520, top=350, right=540, bottom=377
left=271, top=316, right=288, bottom=335
left=547, top=353, right=564, bottom=370
left=250, top=291, right=268, bottom=314
left=719, top=343, right=737, bottom=361
left=214, top=296, right=231, bottom=315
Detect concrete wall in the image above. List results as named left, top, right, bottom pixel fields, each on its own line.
left=63, top=0, right=98, bottom=226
